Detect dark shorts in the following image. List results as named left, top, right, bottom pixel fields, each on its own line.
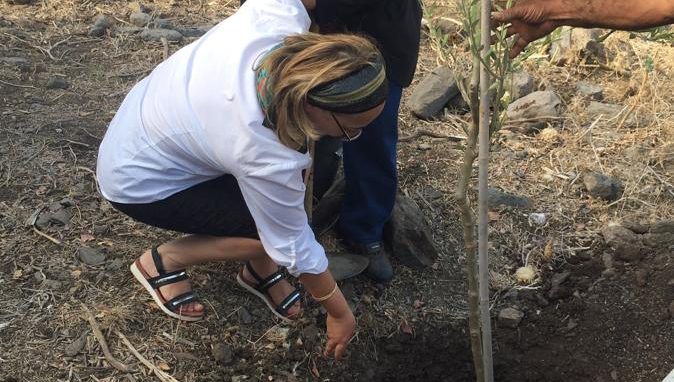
left=110, top=174, right=259, bottom=238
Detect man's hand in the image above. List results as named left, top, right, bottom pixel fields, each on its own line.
left=493, top=1, right=560, bottom=58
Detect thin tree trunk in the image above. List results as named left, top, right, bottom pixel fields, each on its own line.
left=478, top=0, right=494, bottom=380
left=455, top=52, right=483, bottom=382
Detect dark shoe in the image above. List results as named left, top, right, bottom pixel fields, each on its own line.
left=345, top=241, right=394, bottom=283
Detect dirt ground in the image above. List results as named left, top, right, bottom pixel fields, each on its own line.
left=1, top=1, right=673, bottom=382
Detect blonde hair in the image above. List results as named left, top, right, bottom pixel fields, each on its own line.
left=261, top=33, right=382, bottom=150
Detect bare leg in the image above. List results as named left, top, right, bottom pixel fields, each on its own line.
left=137, top=235, right=300, bottom=316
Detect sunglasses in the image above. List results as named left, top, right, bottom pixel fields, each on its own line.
left=331, top=112, right=363, bottom=142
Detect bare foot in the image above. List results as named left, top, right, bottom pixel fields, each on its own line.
left=138, top=248, right=204, bottom=315
left=241, top=261, right=302, bottom=318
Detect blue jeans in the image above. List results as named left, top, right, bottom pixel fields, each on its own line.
left=338, top=81, right=403, bottom=244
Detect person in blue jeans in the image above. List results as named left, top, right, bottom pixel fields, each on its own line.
left=241, top=0, right=422, bottom=282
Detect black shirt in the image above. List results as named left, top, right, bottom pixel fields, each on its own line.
left=314, top=0, right=422, bottom=87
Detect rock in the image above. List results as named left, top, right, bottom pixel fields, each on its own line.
left=506, top=91, right=562, bottom=121
left=528, top=213, right=547, bottom=226
left=237, top=307, right=253, bottom=324
left=650, top=220, right=674, bottom=234
left=585, top=101, right=641, bottom=128
left=5, top=0, right=33, bottom=4
left=77, top=247, right=106, bottom=265
left=583, top=172, right=624, bottom=201
left=538, top=127, right=560, bottom=142
left=116, top=26, right=143, bottom=34
left=488, top=188, right=531, bottom=208
left=550, top=27, right=605, bottom=66
left=601, top=225, right=645, bottom=262
left=211, top=343, right=234, bottom=365
left=139, top=28, right=183, bottom=42
left=34, top=199, right=74, bottom=229
left=506, top=71, right=535, bottom=101
left=383, top=193, right=439, bottom=268
left=498, top=308, right=524, bottom=328
left=177, top=25, right=213, bottom=38
left=622, top=220, right=649, bottom=234
left=548, top=271, right=572, bottom=300
left=46, top=76, right=69, bottom=89
left=417, top=143, right=432, bottom=151
left=601, top=252, right=614, bottom=270
left=576, top=81, right=604, bottom=100
left=433, top=18, right=462, bottom=36
left=153, top=18, right=174, bottom=29
left=231, top=376, right=248, bottom=382
left=408, top=66, right=459, bottom=120
left=635, top=268, right=649, bottom=287
left=89, top=15, right=113, bottom=37
left=129, top=12, right=151, bottom=27
left=64, top=331, right=88, bottom=357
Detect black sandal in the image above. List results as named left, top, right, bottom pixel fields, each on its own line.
left=236, top=262, right=302, bottom=322
left=130, top=246, right=205, bottom=321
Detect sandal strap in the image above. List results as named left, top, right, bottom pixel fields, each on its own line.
left=244, top=261, right=264, bottom=283
left=164, top=291, right=198, bottom=312
left=151, top=246, right=166, bottom=275
left=275, top=289, right=301, bottom=317
left=147, top=269, right=189, bottom=289
left=256, top=270, right=284, bottom=293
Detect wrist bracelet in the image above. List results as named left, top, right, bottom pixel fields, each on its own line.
left=312, top=282, right=338, bottom=302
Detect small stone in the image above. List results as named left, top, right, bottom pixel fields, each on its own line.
left=89, top=15, right=113, bottom=37
left=601, top=253, right=614, bottom=270
left=506, top=91, right=562, bottom=121
left=64, top=331, right=89, bottom=357
left=528, top=213, right=547, bottom=226
left=635, top=268, right=649, bottom=287
left=238, top=307, right=253, bottom=324
left=46, top=76, right=69, bottom=89
left=433, top=18, right=462, bottom=36
left=106, top=258, right=125, bottom=271
left=140, top=28, right=183, bottom=42
left=153, top=18, right=174, bottom=29
left=622, top=220, right=649, bottom=234
left=409, top=66, right=459, bottom=120
left=506, top=71, right=535, bottom=101
left=576, top=81, right=604, bottom=100
left=77, top=247, right=106, bottom=265
left=417, top=143, right=432, bottom=151
left=602, top=268, right=616, bottom=278
left=498, top=308, right=524, bottom=328
left=231, top=376, right=248, bottom=382
left=129, top=12, right=151, bottom=27
left=538, top=127, right=560, bottom=142
left=488, top=188, right=531, bottom=209
left=668, top=278, right=674, bottom=287
left=602, top=225, right=645, bottom=262
left=93, top=224, right=109, bottom=235
left=212, top=343, right=234, bottom=365
left=583, top=172, right=624, bottom=201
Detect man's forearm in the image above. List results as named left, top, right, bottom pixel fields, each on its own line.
left=550, top=0, right=674, bottom=30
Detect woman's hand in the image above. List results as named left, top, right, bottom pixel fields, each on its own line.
left=324, top=310, right=356, bottom=361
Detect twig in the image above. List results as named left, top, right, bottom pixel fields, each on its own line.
left=160, top=37, right=169, bottom=60
left=399, top=129, right=466, bottom=142
left=82, top=304, right=131, bottom=372
left=32, top=227, right=62, bottom=245
left=117, top=331, right=180, bottom=382
left=0, top=79, right=36, bottom=89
